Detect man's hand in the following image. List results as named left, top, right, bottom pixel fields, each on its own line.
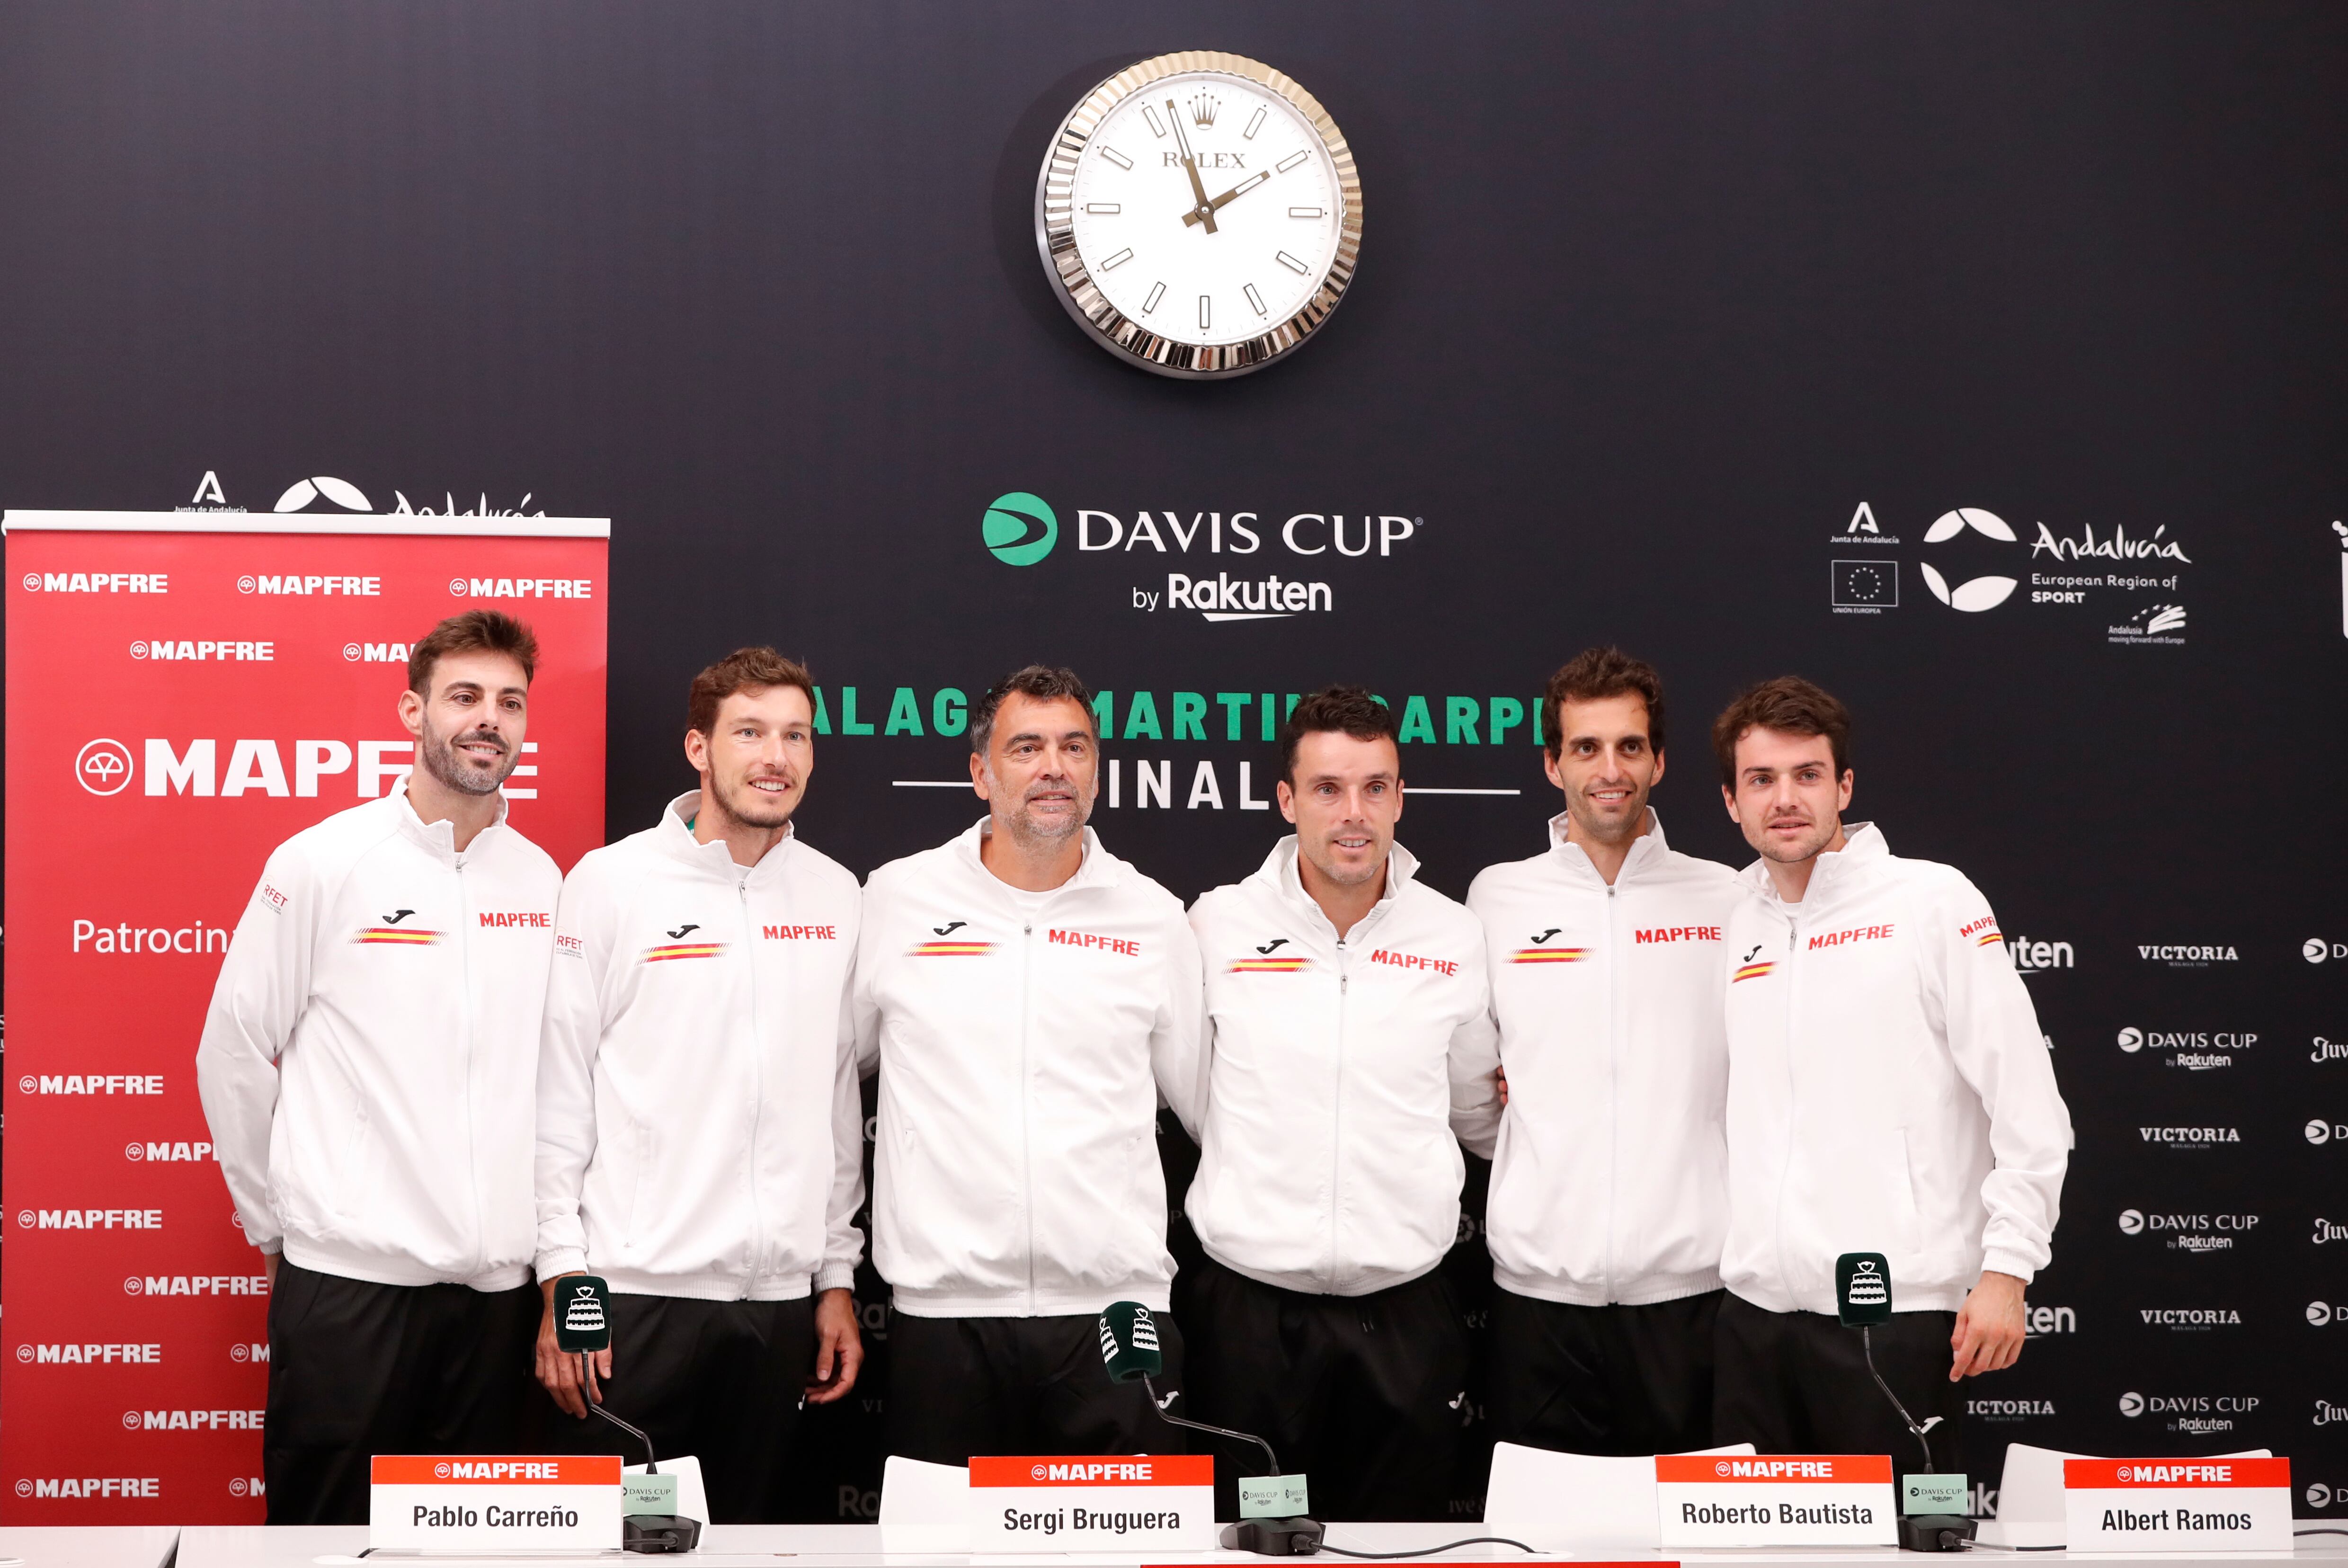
left=263, top=1250, right=280, bottom=1287
left=1496, top=1064, right=1509, bottom=1108
left=1949, top=1270, right=2027, bottom=1380
left=534, top=1271, right=611, bottom=1419
left=806, top=1287, right=863, bottom=1405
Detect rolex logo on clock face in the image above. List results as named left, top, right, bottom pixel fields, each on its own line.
left=1034, top=51, right=1364, bottom=379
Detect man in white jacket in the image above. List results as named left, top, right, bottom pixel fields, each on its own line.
left=1710, top=676, right=2072, bottom=1463
left=854, top=665, right=1205, bottom=1463
left=197, top=611, right=558, bottom=1524
left=1466, top=648, right=1738, bottom=1456
left=534, top=648, right=864, bottom=1522
left=1184, top=686, right=1499, bottom=1520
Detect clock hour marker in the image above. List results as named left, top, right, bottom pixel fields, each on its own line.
left=1084, top=202, right=1121, bottom=214
left=1243, top=107, right=1267, bottom=140
left=1142, top=105, right=1166, bottom=138
left=1245, top=283, right=1267, bottom=317
left=1100, top=146, right=1132, bottom=170
left=1142, top=281, right=1165, bottom=315
left=1288, top=206, right=1326, bottom=219
left=1199, top=294, right=1211, bottom=330
left=1276, top=150, right=1309, bottom=174
left=1099, top=248, right=1134, bottom=271
left=1275, top=250, right=1309, bottom=275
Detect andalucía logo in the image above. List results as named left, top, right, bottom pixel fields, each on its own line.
left=983, top=492, right=1058, bottom=566
left=1920, top=508, right=2020, bottom=613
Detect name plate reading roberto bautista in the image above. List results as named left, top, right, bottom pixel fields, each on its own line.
left=968, top=1455, right=1214, bottom=1552
left=2064, top=1458, right=2293, bottom=1553
left=369, top=1455, right=622, bottom=1552
left=1655, top=1454, right=1895, bottom=1546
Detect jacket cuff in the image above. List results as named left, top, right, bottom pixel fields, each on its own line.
left=814, top=1264, right=858, bottom=1295
left=1980, top=1249, right=2038, bottom=1285
left=536, top=1247, right=588, bottom=1282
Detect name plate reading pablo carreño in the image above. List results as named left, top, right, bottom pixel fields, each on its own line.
left=1655, top=1453, right=1895, bottom=1546
left=2064, top=1457, right=2293, bottom=1553
left=369, top=1454, right=622, bottom=1552
left=967, top=1454, right=1215, bottom=1552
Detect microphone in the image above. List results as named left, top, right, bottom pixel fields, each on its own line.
left=554, top=1274, right=700, bottom=1555
left=1098, top=1302, right=1323, bottom=1556
left=1833, top=1254, right=1973, bottom=1552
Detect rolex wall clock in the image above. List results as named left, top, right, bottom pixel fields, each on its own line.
left=1034, top=51, right=1363, bottom=379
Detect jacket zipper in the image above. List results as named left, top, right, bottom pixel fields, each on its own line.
left=1021, top=920, right=1035, bottom=1315
left=740, top=876, right=765, bottom=1289
left=1329, top=936, right=1350, bottom=1293
left=456, top=854, right=482, bottom=1283
left=1774, top=907, right=1800, bottom=1297
left=1602, top=883, right=1619, bottom=1304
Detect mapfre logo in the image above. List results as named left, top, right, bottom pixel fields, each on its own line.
left=20, top=572, right=168, bottom=594
left=130, top=638, right=272, bottom=662
left=16, top=1343, right=160, bottom=1365
left=81, top=737, right=540, bottom=801
left=123, top=1408, right=262, bottom=1432
left=14, top=1477, right=160, bottom=1499
left=121, top=1274, right=269, bottom=1297
left=123, top=1140, right=213, bottom=1163
left=448, top=576, right=593, bottom=599
left=18, top=1074, right=165, bottom=1095
left=18, top=1209, right=161, bottom=1230
left=342, top=641, right=411, bottom=663
left=236, top=573, right=379, bottom=597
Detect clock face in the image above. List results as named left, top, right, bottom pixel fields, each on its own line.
left=1035, top=52, right=1363, bottom=378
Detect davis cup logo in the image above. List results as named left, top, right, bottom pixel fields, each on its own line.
left=2311, top=1303, right=2334, bottom=1326
left=2118, top=1027, right=2144, bottom=1052
left=76, top=739, right=134, bottom=796
left=2119, top=1391, right=2146, bottom=1417
left=2118, top=1209, right=2146, bottom=1234
left=983, top=492, right=1058, bottom=567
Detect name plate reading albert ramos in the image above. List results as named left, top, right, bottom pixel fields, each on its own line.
left=1655, top=1453, right=1895, bottom=1546
left=968, top=1454, right=1214, bottom=1552
left=2064, top=1458, right=2292, bottom=1553
left=369, top=1455, right=621, bottom=1552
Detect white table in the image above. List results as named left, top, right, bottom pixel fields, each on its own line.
left=173, top=1521, right=2348, bottom=1568
left=0, top=1526, right=179, bottom=1568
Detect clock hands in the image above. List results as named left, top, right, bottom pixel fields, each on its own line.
left=1182, top=169, right=1271, bottom=229
left=1166, top=99, right=1218, bottom=234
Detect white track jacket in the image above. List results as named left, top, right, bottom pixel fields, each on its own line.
left=1467, top=811, right=1740, bottom=1307
left=197, top=791, right=559, bottom=1290
left=1721, top=822, right=2073, bottom=1315
left=1188, top=839, right=1500, bottom=1297
left=535, top=793, right=863, bottom=1301
left=854, top=820, right=1204, bottom=1318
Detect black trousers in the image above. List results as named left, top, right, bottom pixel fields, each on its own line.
left=263, top=1259, right=540, bottom=1525
left=1712, top=1292, right=1963, bottom=1470
left=1487, top=1286, right=1722, bottom=1457
left=884, top=1308, right=1186, bottom=1466
left=1179, top=1258, right=1468, bottom=1523
left=539, top=1293, right=815, bottom=1524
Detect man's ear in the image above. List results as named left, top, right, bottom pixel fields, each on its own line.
left=397, top=686, right=425, bottom=740
left=1721, top=783, right=1741, bottom=823
left=1275, top=779, right=1298, bottom=825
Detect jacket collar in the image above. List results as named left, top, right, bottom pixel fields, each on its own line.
left=391, top=785, right=509, bottom=864
left=951, top=816, right=1120, bottom=898
left=658, top=789, right=796, bottom=881
left=1736, top=819, right=1887, bottom=908
left=1250, top=834, right=1416, bottom=943
left=1543, top=806, right=1672, bottom=886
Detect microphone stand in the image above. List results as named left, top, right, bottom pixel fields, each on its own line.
left=581, top=1350, right=658, bottom=1472
left=1859, top=1329, right=1974, bottom=1553
left=1859, top=1327, right=1936, bottom=1476
left=1141, top=1374, right=1323, bottom=1557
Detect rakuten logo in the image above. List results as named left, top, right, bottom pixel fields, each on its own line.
left=122, top=1275, right=269, bottom=1297
left=18, top=1209, right=160, bottom=1230
left=2024, top=1305, right=2076, bottom=1336
left=18, top=1075, right=165, bottom=1095
left=22, top=572, right=167, bottom=594
left=17, top=1343, right=160, bottom=1365
left=14, top=1477, right=160, bottom=1499
left=125, top=1408, right=262, bottom=1432
left=237, top=574, right=379, bottom=596
left=89, top=737, right=540, bottom=800
left=449, top=576, right=592, bottom=599
left=2009, top=936, right=2073, bottom=971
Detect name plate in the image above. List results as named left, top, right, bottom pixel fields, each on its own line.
left=2063, top=1458, right=2292, bottom=1553
left=968, top=1454, right=1214, bottom=1552
left=369, top=1454, right=621, bottom=1552
left=1656, top=1453, right=1894, bottom=1546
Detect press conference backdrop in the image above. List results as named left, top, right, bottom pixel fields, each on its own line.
left=0, top=0, right=2343, bottom=1527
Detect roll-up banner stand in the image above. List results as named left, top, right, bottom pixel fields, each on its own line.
left=0, top=510, right=608, bottom=1522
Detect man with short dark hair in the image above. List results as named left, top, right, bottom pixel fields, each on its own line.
left=1466, top=647, right=1738, bottom=1456
left=198, top=611, right=557, bottom=1523
left=1709, top=676, right=2072, bottom=1462
left=854, top=665, right=1205, bottom=1463
left=1182, top=686, right=1498, bottom=1519
left=534, top=647, right=865, bottom=1521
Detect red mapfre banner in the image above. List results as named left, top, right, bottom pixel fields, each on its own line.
left=1, top=510, right=608, bottom=1522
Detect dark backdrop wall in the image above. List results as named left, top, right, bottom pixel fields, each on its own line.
left=3, top=0, right=2344, bottom=1523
